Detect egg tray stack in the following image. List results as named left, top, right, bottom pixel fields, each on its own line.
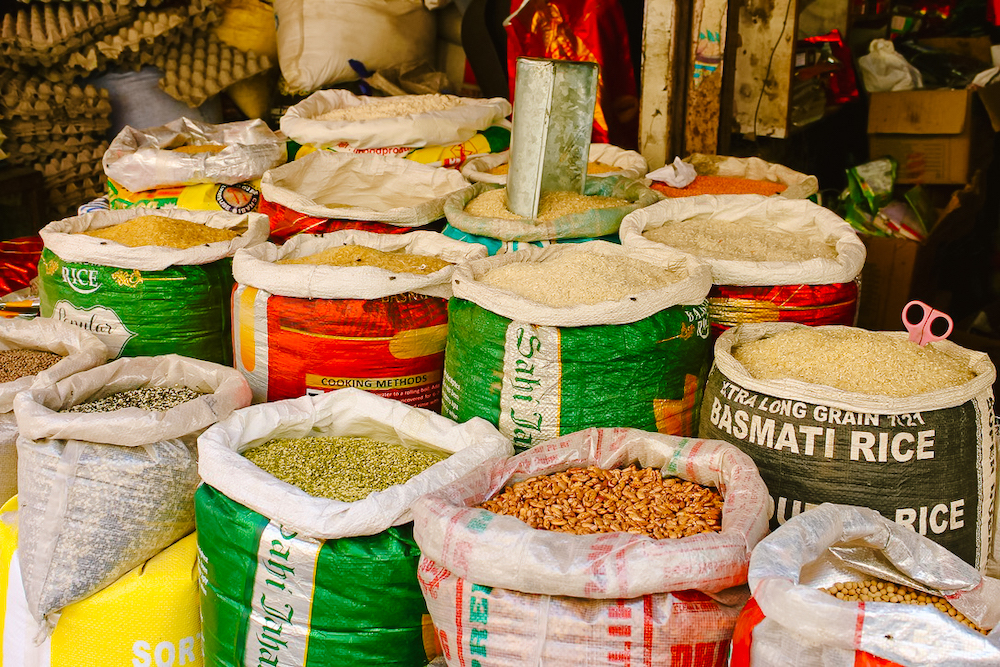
left=0, top=69, right=112, bottom=216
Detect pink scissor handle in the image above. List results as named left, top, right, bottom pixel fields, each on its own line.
left=903, top=300, right=953, bottom=346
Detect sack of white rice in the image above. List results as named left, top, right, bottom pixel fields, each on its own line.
left=699, top=322, right=998, bottom=572
left=196, top=388, right=512, bottom=666
left=37, top=208, right=269, bottom=364
left=648, top=153, right=818, bottom=199
left=102, top=117, right=287, bottom=196
left=260, top=151, right=470, bottom=233
left=444, top=178, right=660, bottom=248
left=443, top=242, right=713, bottom=449
left=460, top=144, right=649, bottom=184
left=0, top=318, right=109, bottom=505
left=0, top=497, right=203, bottom=667
left=731, top=503, right=1000, bottom=666
left=620, top=195, right=866, bottom=339
left=12, top=354, right=251, bottom=633
left=232, top=230, right=487, bottom=405
left=411, top=427, right=771, bottom=665
left=280, top=90, right=512, bottom=167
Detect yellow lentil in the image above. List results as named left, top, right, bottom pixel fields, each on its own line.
left=170, top=144, right=226, bottom=154
left=464, top=188, right=630, bottom=222
left=276, top=244, right=450, bottom=274
left=487, top=161, right=618, bottom=176
left=81, top=215, right=240, bottom=249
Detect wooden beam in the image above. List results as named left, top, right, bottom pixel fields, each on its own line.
left=638, top=0, right=681, bottom=169
left=684, top=0, right=729, bottom=155
left=733, top=0, right=797, bottom=139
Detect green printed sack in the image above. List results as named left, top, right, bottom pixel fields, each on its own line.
left=443, top=242, right=713, bottom=450
left=195, top=388, right=512, bottom=666
left=37, top=208, right=269, bottom=364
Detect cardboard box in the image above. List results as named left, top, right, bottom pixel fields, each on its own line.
left=856, top=172, right=985, bottom=331
left=867, top=88, right=993, bottom=184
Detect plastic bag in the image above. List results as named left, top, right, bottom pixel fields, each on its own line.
left=259, top=151, right=470, bottom=228
left=102, top=117, right=287, bottom=193
left=732, top=503, right=1000, bottom=666
left=13, top=354, right=251, bottom=632
left=858, top=38, right=923, bottom=93
left=646, top=156, right=698, bottom=187
left=410, top=427, right=772, bottom=664
left=280, top=90, right=512, bottom=149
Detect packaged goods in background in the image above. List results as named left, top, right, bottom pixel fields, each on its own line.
left=648, top=153, right=819, bottom=199
left=12, top=354, right=251, bottom=632
left=37, top=207, right=268, bottom=364
left=444, top=178, right=659, bottom=245
left=196, top=388, right=512, bottom=666
left=0, top=497, right=204, bottom=667
left=620, top=195, right=866, bottom=339
left=410, top=427, right=771, bottom=665
left=0, top=318, right=109, bottom=505
left=460, top=144, right=650, bottom=184
left=699, top=322, right=998, bottom=572
left=259, top=150, right=469, bottom=240
left=232, top=230, right=486, bottom=405
left=443, top=242, right=713, bottom=448
left=731, top=504, right=1000, bottom=666
left=102, top=117, right=287, bottom=195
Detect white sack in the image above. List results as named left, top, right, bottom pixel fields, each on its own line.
left=461, top=144, right=649, bottom=184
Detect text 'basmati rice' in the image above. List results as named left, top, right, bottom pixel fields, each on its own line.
left=465, top=188, right=629, bottom=222
left=481, top=249, right=686, bottom=307
left=314, top=94, right=461, bottom=122
left=643, top=214, right=837, bottom=262
left=733, top=327, right=976, bottom=397
left=276, top=244, right=450, bottom=274
left=81, top=215, right=240, bottom=249
left=244, top=436, right=446, bottom=502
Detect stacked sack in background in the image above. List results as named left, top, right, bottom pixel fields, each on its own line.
left=2, top=354, right=251, bottom=662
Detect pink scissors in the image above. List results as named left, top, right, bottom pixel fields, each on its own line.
left=903, top=300, right=953, bottom=346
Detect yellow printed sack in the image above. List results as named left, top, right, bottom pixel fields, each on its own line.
left=107, top=178, right=263, bottom=214
left=0, top=497, right=202, bottom=667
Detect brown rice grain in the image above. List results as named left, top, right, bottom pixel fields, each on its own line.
left=81, top=215, right=240, bottom=249
left=276, top=244, right=450, bottom=274
left=0, top=349, right=63, bottom=383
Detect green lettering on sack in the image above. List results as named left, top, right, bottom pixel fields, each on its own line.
left=469, top=628, right=488, bottom=656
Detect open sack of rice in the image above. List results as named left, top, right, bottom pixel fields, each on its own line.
left=731, top=503, right=1000, bottom=666
left=0, top=496, right=203, bottom=667
left=0, top=318, right=108, bottom=505
left=620, top=195, right=866, bottom=339
left=649, top=153, right=819, bottom=199
left=103, top=117, right=287, bottom=213
left=196, top=388, right=512, bottom=666
left=411, top=426, right=771, bottom=665
left=260, top=150, right=469, bottom=241
left=12, top=354, right=251, bottom=634
left=280, top=90, right=512, bottom=168
left=460, top=144, right=649, bottom=185
left=38, top=208, right=268, bottom=364
left=443, top=242, right=712, bottom=448
left=442, top=178, right=659, bottom=255
left=699, top=322, right=998, bottom=573
left=232, top=229, right=487, bottom=406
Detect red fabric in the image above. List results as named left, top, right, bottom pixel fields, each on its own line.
left=729, top=597, right=765, bottom=667
left=505, top=0, right=640, bottom=149
left=799, top=30, right=859, bottom=105
left=708, top=282, right=859, bottom=340
left=259, top=197, right=415, bottom=243
left=0, top=235, right=43, bottom=297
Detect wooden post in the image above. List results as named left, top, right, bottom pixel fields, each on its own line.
left=638, top=0, right=682, bottom=170
left=732, top=0, right=798, bottom=139
left=684, top=0, right=729, bottom=155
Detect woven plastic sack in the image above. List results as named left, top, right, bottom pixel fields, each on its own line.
left=699, top=322, right=998, bottom=573
left=231, top=230, right=487, bottom=404
left=259, top=196, right=429, bottom=243
left=0, top=318, right=109, bottom=504
left=196, top=388, right=512, bottom=666
left=460, top=144, right=649, bottom=184
left=649, top=153, right=819, bottom=200
left=280, top=90, right=512, bottom=150
left=445, top=178, right=659, bottom=243
left=260, top=151, right=469, bottom=229
left=0, top=497, right=203, bottom=666
left=12, top=354, right=252, bottom=632
left=107, top=178, right=265, bottom=215
left=103, top=117, right=287, bottom=193
left=620, top=195, right=866, bottom=338
left=731, top=504, right=1000, bottom=666
left=441, top=224, right=619, bottom=256
left=38, top=207, right=268, bottom=363
left=410, top=427, right=772, bottom=664
left=443, top=242, right=712, bottom=449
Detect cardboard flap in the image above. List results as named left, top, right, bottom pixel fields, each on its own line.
left=868, top=90, right=970, bottom=135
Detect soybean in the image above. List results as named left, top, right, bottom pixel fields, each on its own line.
left=64, top=386, right=203, bottom=413
left=823, top=579, right=987, bottom=634
left=244, top=435, right=446, bottom=502
left=0, top=349, right=63, bottom=383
